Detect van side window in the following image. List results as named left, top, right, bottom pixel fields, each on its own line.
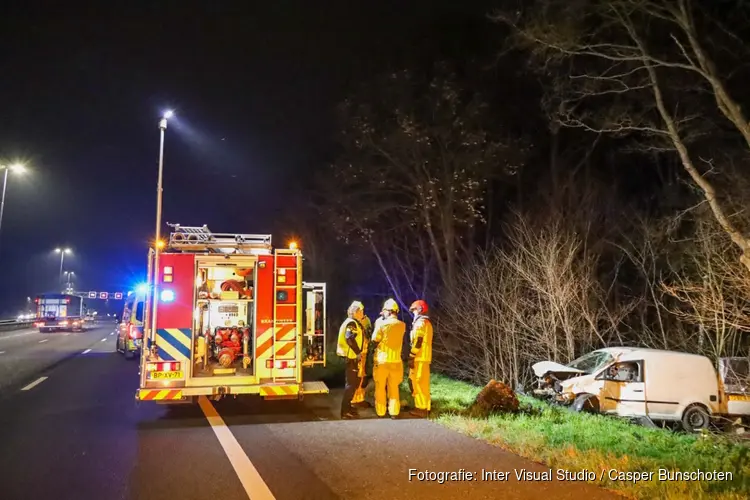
left=135, top=302, right=144, bottom=322
left=606, top=361, right=643, bottom=383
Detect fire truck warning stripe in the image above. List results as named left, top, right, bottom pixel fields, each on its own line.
left=165, top=328, right=191, bottom=349
left=156, top=329, right=192, bottom=358
left=260, top=385, right=298, bottom=396
left=256, top=336, right=274, bottom=359
left=274, top=324, right=295, bottom=341
left=155, top=333, right=190, bottom=360
left=140, top=390, right=183, bottom=400
left=275, top=341, right=296, bottom=358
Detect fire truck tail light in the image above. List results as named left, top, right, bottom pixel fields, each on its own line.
left=148, top=362, right=181, bottom=372
left=160, top=290, right=175, bottom=302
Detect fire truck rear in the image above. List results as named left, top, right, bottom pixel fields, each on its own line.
left=135, top=224, right=328, bottom=403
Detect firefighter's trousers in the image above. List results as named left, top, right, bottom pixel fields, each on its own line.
left=409, top=361, right=431, bottom=411
left=373, top=361, right=403, bottom=417
left=341, top=359, right=362, bottom=417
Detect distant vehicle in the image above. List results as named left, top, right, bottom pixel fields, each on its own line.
left=116, top=292, right=145, bottom=359
left=33, top=293, right=87, bottom=333
left=532, top=347, right=750, bottom=432
left=35, top=315, right=87, bottom=333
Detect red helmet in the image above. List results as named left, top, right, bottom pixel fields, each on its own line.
left=409, top=300, right=428, bottom=315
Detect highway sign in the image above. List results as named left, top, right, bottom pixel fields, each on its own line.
left=88, top=291, right=97, bottom=298
left=99, top=292, right=108, bottom=299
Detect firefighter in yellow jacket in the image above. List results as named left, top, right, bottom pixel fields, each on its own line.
left=408, top=300, right=433, bottom=417
left=370, top=298, right=406, bottom=418
left=337, top=301, right=367, bottom=419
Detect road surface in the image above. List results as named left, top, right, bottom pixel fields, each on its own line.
left=0, top=323, right=620, bottom=499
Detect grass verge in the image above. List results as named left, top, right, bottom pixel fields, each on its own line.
left=303, top=351, right=749, bottom=498
left=427, top=374, right=750, bottom=500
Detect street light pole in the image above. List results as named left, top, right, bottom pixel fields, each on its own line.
left=0, top=163, right=26, bottom=246
left=0, top=168, right=9, bottom=239
left=55, top=248, right=71, bottom=289
left=59, top=252, right=65, bottom=281
left=150, top=111, right=172, bottom=344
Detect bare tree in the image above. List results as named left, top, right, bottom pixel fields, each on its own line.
left=661, top=209, right=750, bottom=360
left=318, top=65, right=527, bottom=297
left=436, top=210, right=630, bottom=387
left=493, top=0, right=750, bottom=273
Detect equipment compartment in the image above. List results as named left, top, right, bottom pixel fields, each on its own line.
left=192, top=262, right=256, bottom=378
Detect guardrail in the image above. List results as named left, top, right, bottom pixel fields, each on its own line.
left=0, top=319, right=36, bottom=332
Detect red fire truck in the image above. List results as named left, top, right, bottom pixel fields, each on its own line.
left=135, top=224, right=328, bottom=403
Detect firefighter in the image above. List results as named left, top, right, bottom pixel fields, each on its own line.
left=337, top=300, right=367, bottom=419
left=351, top=310, right=373, bottom=408
left=370, top=298, right=406, bottom=418
left=408, top=299, right=433, bottom=417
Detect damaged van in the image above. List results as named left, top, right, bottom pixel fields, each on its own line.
left=532, top=347, right=750, bottom=432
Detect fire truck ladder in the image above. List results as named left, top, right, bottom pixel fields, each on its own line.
left=271, top=248, right=301, bottom=383
left=166, top=223, right=272, bottom=254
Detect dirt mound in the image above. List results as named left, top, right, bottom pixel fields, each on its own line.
left=470, top=379, right=519, bottom=417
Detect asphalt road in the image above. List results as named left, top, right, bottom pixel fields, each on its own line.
left=0, top=323, right=620, bottom=500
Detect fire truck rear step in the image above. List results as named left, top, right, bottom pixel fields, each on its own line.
left=302, top=381, right=329, bottom=394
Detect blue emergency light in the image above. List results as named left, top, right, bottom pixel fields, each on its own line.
left=160, top=290, right=175, bottom=302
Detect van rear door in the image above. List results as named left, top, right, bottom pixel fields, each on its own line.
left=720, top=357, right=750, bottom=415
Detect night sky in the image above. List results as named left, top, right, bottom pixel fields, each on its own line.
left=0, top=1, right=497, bottom=316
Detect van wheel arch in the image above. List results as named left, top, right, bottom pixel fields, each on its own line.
left=681, top=403, right=711, bottom=432
left=572, top=393, right=600, bottom=413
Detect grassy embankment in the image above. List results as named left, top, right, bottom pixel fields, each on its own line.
left=306, top=349, right=750, bottom=499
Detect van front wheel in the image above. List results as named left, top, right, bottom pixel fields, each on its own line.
left=572, top=393, right=600, bottom=413
left=681, top=404, right=710, bottom=432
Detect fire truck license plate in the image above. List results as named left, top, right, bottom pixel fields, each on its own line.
left=150, top=371, right=183, bottom=380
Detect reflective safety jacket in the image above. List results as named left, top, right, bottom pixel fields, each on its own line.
left=371, top=316, right=406, bottom=365
left=409, top=315, right=433, bottom=363
left=337, top=318, right=364, bottom=360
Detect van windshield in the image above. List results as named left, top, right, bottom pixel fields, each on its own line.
left=567, top=351, right=614, bottom=374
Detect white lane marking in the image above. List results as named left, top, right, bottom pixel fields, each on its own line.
left=110, top=332, right=114, bottom=336
left=82, top=349, right=91, bottom=354
left=63, top=333, right=70, bottom=336
left=101, top=338, right=107, bottom=342
left=0, top=351, right=5, bottom=354
left=0, top=332, right=34, bottom=341
left=21, top=376, right=48, bottom=391
left=198, top=396, right=276, bottom=500
left=38, top=339, right=49, bottom=343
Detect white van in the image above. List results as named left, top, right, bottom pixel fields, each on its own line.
left=532, top=347, right=750, bottom=432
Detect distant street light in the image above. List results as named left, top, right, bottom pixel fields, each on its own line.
left=150, top=110, right=173, bottom=341
left=55, top=248, right=72, bottom=282
left=0, top=162, right=26, bottom=244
